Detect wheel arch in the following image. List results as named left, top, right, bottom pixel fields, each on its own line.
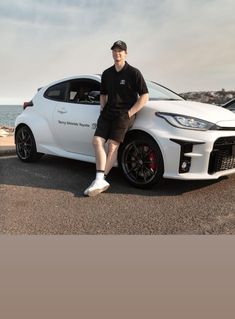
left=123, top=129, right=157, bottom=144
left=15, top=113, right=56, bottom=152
left=15, top=123, right=32, bottom=145
left=117, top=129, right=166, bottom=188
left=15, top=124, right=44, bottom=162
left=119, top=129, right=165, bottom=173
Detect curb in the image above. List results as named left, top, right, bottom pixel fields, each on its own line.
left=0, top=146, right=16, bottom=157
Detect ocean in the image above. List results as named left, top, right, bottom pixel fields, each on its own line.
left=0, top=105, right=23, bottom=127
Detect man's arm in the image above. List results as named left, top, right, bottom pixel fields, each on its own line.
left=128, top=93, right=149, bottom=118
left=100, top=94, right=108, bottom=111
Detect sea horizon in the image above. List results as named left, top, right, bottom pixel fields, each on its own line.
left=0, top=104, right=22, bottom=106
left=0, top=105, right=22, bottom=127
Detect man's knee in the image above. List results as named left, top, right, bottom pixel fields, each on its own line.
left=92, top=136, right=105, bottom=148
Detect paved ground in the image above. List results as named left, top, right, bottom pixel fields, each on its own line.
left=1, top=154, right=235, bottom=234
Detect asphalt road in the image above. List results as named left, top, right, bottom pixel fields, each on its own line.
left=0, top=155, right=235, bottom=234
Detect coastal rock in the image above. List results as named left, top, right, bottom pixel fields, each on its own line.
left=0, top=126, right=14, bottom=137
left=180, top=89, right=235, bottom=105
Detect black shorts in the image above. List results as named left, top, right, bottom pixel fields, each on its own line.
left=94, top=111, right=136, bottom=143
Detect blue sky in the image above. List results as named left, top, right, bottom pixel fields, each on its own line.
left=0, top=0, right=235, bottom=104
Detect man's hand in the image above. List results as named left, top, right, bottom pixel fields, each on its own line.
left=128, top=93, right=149, bottom=118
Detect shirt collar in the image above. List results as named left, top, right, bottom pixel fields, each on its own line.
left=113, top=61, right=128, bottom=74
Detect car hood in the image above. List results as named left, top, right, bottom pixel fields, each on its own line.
left=148, top=100, right=235, bottom=125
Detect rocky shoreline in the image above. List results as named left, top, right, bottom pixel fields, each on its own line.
left=0, top=126, right=15, bottom=154
left=0, top=126, right=14, bottom=137
left=180, top=89, right=235, bottom=105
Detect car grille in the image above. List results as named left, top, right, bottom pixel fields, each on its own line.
left=208, top=136, right=235, bottom=174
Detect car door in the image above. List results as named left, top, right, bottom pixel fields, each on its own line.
left=52, top=79, right=101, bottom=156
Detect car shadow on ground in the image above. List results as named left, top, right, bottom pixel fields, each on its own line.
left=0, top=155, right=229, bottom=198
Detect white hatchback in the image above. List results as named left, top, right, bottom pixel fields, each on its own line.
left=15, top=75, right=235, bottom=188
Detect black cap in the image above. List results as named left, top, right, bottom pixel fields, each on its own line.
left=111, top=40, right=127, bottom=51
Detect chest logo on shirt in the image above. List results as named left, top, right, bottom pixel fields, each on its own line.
left=120, top=79, right=126, bottom=85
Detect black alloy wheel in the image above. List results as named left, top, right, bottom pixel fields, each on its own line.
left=15, top=126, right=43, bottom=162
left=118, top=134, right=164, bottom=188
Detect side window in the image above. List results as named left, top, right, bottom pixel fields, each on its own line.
left=44, top=82, right=67, bottom=101
left=68, top=80, right=100, bottom=105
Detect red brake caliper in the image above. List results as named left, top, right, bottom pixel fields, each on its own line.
left=149, top=150, right=157, bottom=171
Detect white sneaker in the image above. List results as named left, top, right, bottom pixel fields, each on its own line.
left=84, top=179, right=110, bottom=197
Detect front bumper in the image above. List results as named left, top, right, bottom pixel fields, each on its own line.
left=149, top=125, right=235, bottom=180
left=208, top=136, right=235, bottom=174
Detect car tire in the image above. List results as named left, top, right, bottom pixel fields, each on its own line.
left=118, top=133, right=164, bottom=188
left=15, top=126, right=43, bottom=162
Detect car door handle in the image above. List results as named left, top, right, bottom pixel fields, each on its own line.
left=57, top=109, right=67, bottom=114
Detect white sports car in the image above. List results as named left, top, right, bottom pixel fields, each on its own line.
left=15, top=75, right=235, bottom=188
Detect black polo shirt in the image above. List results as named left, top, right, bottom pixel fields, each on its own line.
left=100, top=62, right=148, bottom=118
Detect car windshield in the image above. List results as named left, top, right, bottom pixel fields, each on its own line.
left=146, top=81, right=184, bottom=101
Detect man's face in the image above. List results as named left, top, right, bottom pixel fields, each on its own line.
left=112, top=48, right=127, bottom=63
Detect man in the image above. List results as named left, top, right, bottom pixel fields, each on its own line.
left=84, top=40, right=149, bottom=196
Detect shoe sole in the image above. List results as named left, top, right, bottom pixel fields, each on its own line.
left=87, top=185, right=110, bottom=197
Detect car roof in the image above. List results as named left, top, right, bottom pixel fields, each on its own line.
left=43, top=74, right=102, bottom=89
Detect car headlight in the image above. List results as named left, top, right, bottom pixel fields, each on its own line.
left=156, top=112, right=215, bottom=131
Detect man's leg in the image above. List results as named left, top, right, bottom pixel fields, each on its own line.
left=104, top=113, right=135, bottom=177
left=84, top=136, right=110, bottom=196
left=92, top=136, right=107, bottom=171
left=104, top=139, right=120, bottom=176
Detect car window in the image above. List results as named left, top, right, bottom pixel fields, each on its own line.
left=67, top=79, right=101, bottom=105
left=44, top=82, right=67, bottom=101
